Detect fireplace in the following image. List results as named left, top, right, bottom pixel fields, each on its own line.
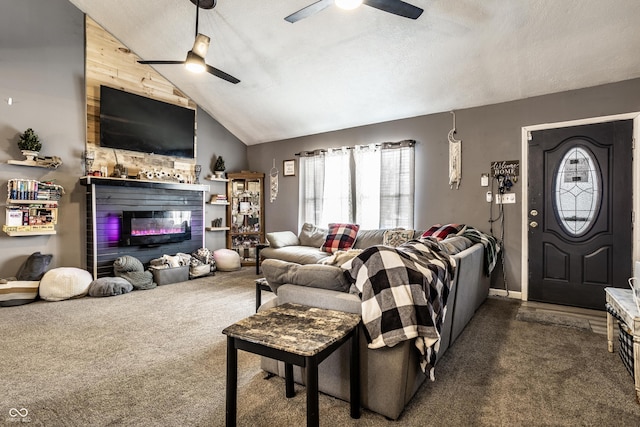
left=121, top=210, right=192, bottom=246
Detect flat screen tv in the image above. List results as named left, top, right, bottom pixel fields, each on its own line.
left=99, top=85, right=195, bottom=158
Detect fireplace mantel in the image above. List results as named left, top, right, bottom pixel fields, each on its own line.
left=80, top=175, right=209, bottom=192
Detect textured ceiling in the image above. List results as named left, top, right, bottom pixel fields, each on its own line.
left=68, top=0, right=640, bottom=145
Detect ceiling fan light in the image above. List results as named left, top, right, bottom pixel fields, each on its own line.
left=185, top=51, right=206, bottom=73
left=335, top=0, right=363, bottom=10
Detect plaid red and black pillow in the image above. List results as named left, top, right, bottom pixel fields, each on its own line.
left=320, top=223, right=360, bottom=253
left=421, top=223, right=465, bottom=240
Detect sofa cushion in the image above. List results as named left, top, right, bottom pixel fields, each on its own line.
left=321, top=223, right=360, bottom=253
left=383, top=229, right=414, bottom=247
left=262, top=259, right=351, bottom=293
left=421, top=223, right=465, bottom=240
left=353, top=229, right=387, bottom=249
left=439, top=236, right=473, bottom=255
left=298, top=223, right=327, bottom=247
left=266, top=231, right=300, bottom=248
left=260, top=246, right=330, bottom=265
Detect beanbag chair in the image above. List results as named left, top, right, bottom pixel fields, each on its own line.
left=213, top=249, right=241, bottom=272
left=88, top=277, right=134, bottom=297
left=39, top=267, right=93, bottom=302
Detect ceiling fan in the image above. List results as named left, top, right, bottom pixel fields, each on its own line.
left=137, top=0, right=240, bottom=84
left=285, top=0, right=423, bottom=23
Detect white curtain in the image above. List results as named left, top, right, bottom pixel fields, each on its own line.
left=299, top=154, right=325, bottom=227
left=319, top=147, right=352, bottom=225
left=353, top=144, right=381, bottom=229
left=380, top=144, right=414, bottom=229
left=299, top=142, right=414, bottom=229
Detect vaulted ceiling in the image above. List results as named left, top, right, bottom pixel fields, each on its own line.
left=68, top=0, right=640, bottom=145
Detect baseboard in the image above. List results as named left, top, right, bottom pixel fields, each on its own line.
left=489, top=288, right=523, bottom=300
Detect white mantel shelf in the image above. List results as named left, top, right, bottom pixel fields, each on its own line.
left=80, top=176, right=209, bottom=192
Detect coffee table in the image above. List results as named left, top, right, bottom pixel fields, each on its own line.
left=605, top=287, right=640, bottom=402
left=223, top=302, right=361, bottom=427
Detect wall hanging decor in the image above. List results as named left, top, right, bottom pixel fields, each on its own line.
left=269, top=159, right=278, bottom=203
left=448, top=111, right=462, bottom=189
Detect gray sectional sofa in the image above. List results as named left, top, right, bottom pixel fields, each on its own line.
left=258, top=224, right=491, bottom=420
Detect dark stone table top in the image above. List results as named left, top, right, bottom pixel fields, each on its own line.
left=222, top=303, right=361, bottom=357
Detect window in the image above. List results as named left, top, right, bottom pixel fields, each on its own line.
left=299, top=141, right=414, bottom=229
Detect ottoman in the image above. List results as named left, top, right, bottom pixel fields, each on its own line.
left=214, top=249, right=241, bottom=272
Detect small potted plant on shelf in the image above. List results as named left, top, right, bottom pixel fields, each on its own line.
left=17, top=128, right=42, bottom=161
left=214, top=155, right=226, bottom=178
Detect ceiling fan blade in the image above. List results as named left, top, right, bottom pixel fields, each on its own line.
left=205, top=64, right=240, bottom=84
left=137, top=60, right=186, bottom=65
left=363, top=0, right=423, bottom=19
left=285, top=0, right=333, bottom=23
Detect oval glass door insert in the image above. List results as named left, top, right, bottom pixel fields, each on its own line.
left=554, top=146, right=601, bottom=236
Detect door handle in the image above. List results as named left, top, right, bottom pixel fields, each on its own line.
left=529, top=221, right=538, bottom=228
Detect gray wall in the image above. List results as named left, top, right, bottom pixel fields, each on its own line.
left=0, top=0, right=246, bottom=278
left=247, top=78, right=640, bottom=293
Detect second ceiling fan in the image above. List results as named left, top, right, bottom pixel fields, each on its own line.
left=138, top=0, right=240, bottom=84
left=285, top=0, right=424, bottom=23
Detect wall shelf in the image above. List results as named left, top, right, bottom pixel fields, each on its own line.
left=206, top=226, right=230, bottom=232
left=7, top=158, right=63, bottom=169
left=205, top=176, right=229, bottom=182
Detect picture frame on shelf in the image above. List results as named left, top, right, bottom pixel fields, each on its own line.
left=283, top=159, right=296, bottom=176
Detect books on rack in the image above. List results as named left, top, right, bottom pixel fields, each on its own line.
left=7, top=179, right=64, bottom=201
left=3, top=224, right=55, bottom=232
left=5, top=205, right=57, bottom=226
left=210, top=194, right=228, bottom=203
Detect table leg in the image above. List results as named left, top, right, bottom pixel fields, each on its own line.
left=607, top=311, right=614, bottom=353
left=225, top=336, right=237, bottom=427
left=350, top=325, right=361, bottom=419
left=255, top=282, right=261, bottom=313
left=306, top=357, right=319, bottom=427
left=634, top=336, right=640, bottom=403
left=285, top=363, right=295, bottom=398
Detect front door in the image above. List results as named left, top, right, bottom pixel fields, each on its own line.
left=528, top=120, right=633, bottom=310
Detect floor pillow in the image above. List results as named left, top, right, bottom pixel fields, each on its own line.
left=214, top=249, right=241, bottom=271
left=88, top=277, right=134, bottom=297
left=0, top=281, right=40, bottom=307
left=39, top=267, right=93, bottom=302
left=16, top=251, right=53, bottom=281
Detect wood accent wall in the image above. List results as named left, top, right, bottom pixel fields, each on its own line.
left=85, top=17, right=197, bottom=178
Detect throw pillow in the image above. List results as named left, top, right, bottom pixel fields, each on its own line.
left=320, top=223, right=360, bottom=254
left=421, top=223, right=465, bottom=240
left=266, top=231, right=300, bottom=248
left=439, top=236, right=473, bottom=255
left=383, top=229, right=414, bottom=247
left=298, top=223, right=328, bottom=247
left=15, top=252, right=53, bottom=281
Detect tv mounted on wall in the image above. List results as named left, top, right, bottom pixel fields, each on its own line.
left=99, top=85, right=196, bottom=158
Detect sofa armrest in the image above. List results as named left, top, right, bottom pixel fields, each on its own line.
left=276, top=284, right=362, bottom=314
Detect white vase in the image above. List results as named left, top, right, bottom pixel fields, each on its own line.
left=21, top=150, right=39, bottom=161
left=214, top=171, right=225, bottom=179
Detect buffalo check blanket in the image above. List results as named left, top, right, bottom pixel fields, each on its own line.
left=346, top=238, right=455, bottom=379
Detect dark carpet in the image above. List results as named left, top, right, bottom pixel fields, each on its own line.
left=1, top=267, right=639, bottom=426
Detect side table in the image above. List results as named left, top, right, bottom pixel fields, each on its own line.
left=254, top=277, right=272, bottom=312
left=223, top=302, right=361, bottom=427
left=605, top=287, right=640, bottom=402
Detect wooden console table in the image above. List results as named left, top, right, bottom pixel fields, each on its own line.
left=223, top=302, right=361, bottom=426
left=605, top=287, right=640, bottom=402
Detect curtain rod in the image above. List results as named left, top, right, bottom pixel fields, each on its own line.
left=295, top=139, right=415, bottom=157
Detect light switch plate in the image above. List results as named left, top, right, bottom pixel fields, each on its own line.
left=495, top=193, right=516, bottom=204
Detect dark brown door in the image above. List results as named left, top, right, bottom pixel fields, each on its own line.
left=528, top=120, right=633, bottom=310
